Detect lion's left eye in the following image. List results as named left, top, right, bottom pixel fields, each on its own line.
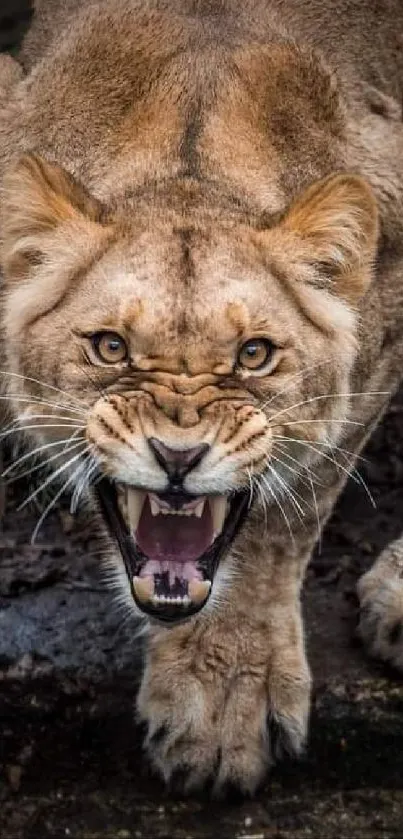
left=91, top=331, right=128, bottom=364
left=237, top=338, right=274, bottom=371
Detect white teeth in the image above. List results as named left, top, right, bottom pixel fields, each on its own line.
left=146, top=494, right=207, bottom=517
left=152, top=594, right=190, bottom=607
left=123, top=488, right=223, bottom=531
left=188, top=579, right=211, bottom=605
left=133, top=575, right=155, bottom=603
left=150, top=497, right=160, bottom=517
left=127, top=489, right=146, bottom=533
left=194, top=500, right=205, bottom=518
left=209, top=495, right=227, bottom=537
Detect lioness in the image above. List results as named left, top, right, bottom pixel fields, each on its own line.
left=0, top=0, right=403, bottom=794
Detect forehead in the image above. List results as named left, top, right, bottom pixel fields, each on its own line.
left=71, top=221, right=297, bottom=355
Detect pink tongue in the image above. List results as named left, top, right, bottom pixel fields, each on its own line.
left=136, top=497, right=213, bottom=563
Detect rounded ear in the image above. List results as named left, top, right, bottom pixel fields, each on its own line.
left=0, top=153, right=104, bottom=281
left=279, top=173, right=379, bottom=304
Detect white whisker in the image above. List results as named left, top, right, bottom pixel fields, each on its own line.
left=274, top=433, right=360, bottom=461
left=253, top=476, right=269, bottom=534
left=0, top=394, right=86, bottom=416
left=70, top=459, right=99, bottom=513
left=2, top=413, right=82, bottom=429
left=251, top=436, right=315, bottom=504
left=306, top=467, right=321, bottom=551
left=275, top=418, right=364, bottom=428
left=0, top=423, right=86, bottom=442
left=263, top=463, right=307, bottom=520
left=2, top=434, right=84, bottom=478
left=245, top=466, right=254, bottom=509
left=270, top=451, right=317, bottom=492
left=272, top=443, right=323, bottom=486
left=0, top=369, right=88, bottom=408
left=5, top=440, right=87, bottom=484
left=261, top=359, right=334, bottom=411
left=18, top=449, right=87, bottom=512
left=30, top=457, right=90, bottom=543
left=272, top=434, right=373, bottom=503
left=259, top=472, right=295, bottom=544
left=268, top=391, right=389, bottom=424
left=327, top=446, right=376, bottom=508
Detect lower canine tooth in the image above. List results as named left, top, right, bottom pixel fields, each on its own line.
left=188, top=579, right=211, bottom=605
left=133, top=575, right=154, bottom=603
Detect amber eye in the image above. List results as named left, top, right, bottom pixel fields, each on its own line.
left=91, top=332, right=128, bottom=364
left=237, top=338, right=273, bottom=371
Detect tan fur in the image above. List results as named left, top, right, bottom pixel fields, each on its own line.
left=0, top=0, right=403, bottom=794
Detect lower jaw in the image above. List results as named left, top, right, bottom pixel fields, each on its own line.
left=95, top=479, right=250, bottom=624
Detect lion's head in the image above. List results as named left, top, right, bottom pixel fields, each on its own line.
left=0, top=154, right=378, bottom=622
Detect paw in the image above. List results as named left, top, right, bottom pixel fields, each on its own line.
left=358, top=544, right=403, bottom=671
left=137, top=622, right=311, bottom=795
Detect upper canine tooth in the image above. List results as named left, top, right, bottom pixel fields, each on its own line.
left=133, top=575, right=155, bottom=603
left=127, top=489, right=146, bottom=533
left=188, top=579, right=211, bottom=605
left=150, top=497, right=160, bottom=517
left=194, top=500, right=205, bottom=518
left=209, top=495, right=227, bottom=536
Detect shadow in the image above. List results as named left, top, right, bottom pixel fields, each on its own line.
left=0, top=0, right=32, bottom=53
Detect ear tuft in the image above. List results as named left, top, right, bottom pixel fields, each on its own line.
left=1, top=153, right=103, bottom=280
left=280, top=173, right=379, bottom=303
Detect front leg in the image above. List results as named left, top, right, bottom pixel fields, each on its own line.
left=137, top=533, right=311, bottom=795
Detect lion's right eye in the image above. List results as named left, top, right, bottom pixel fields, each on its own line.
left=91, top=331, right=128, bottom=364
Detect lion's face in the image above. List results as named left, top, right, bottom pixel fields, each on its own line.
left=0, top=156, right=378, bottom=622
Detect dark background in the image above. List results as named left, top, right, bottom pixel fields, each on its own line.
left=1, top=3, right=403, bottom=837
left=0, top=0, right=32, bottom=53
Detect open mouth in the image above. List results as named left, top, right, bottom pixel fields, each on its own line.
left=96, top=479, right=250, bottom=624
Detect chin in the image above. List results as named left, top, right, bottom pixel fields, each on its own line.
left=96, top=478, right=250, bottom=624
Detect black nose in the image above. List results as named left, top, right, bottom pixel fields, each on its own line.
left=148, top=438, right=209, bottom=483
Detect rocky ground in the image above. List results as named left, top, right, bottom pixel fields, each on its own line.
left=1, top=3, right=403, bottom=837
